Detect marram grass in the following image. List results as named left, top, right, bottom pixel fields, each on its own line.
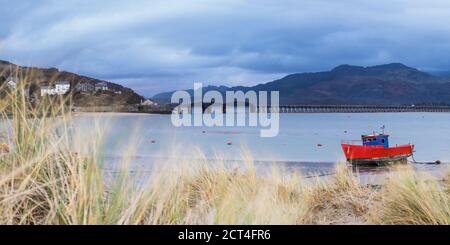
left=0, top=77, right=449, bottom=225
left=368, top=167, right=450, bottom=225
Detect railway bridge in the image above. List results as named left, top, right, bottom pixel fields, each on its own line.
left=258, top=105, right=450, bottom=113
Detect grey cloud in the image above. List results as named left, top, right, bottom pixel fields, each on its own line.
left=1, top=0, right=450, bottom=96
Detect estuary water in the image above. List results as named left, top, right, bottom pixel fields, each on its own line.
left=73, top=112, right=450, bottom=180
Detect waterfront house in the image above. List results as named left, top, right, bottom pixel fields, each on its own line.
left=55, top=80, right=70, bottom=94
left=95, top=82, right=108, bottom=91
left=76, top=82, right=95, bottom=92
left=140, top=99, right=157, bottom=106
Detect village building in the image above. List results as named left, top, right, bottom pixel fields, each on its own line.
left=7, top=80, right=17, bottom=89
left=40, top=81, right=71, bottom=96
left=140, top=99, right=157, bottom=106
left=55, top=80, right=70, bottom=94
left=40, top=84, right=56, bottom=96
left=95, top=82, right=108, bottom=91
left=6, top=76, right=17, bottom=89
left=76, top=82, right=95, bottom=92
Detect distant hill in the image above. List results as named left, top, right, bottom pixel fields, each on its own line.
left=0, top=60, right=144, bottom=106
left=154, top=63, right=450, bottom=105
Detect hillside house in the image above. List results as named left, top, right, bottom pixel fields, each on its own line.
left=40, top=84, right=56, bottom=96
left=55, top=81, right=70, bottom=94
left=76, top=82, right=95, bottom=92
left=6, top=76, right=17, bottom=89
left=41, top=81, right=71, bottom=96
left=95, top=82, right=108, bottom=91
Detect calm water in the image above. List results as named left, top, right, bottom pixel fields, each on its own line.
left=73, top=112, right=450, bottom=179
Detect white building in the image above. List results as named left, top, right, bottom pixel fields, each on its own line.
left=6, top=77, right=17, bottom=89
left=41, top=81, right=71, bottom=96
left=7, top=80, right=17, bottom=89
left=40, top=84, right=56, bottom=96
left=140, top=99, right=157, bottom=106
left=55, top=81, right=70, bottom=94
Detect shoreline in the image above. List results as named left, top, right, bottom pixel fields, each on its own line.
left=72, top=110, right=450, bottom=115
left=72, top=111, right=161, bottom=117
left=99, top=153, right=448, bottom=186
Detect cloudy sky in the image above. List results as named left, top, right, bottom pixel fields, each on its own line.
left=1, top=0, right=450, bottom=96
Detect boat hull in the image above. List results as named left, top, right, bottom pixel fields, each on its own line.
left=341, top=144, right=414, bottom=166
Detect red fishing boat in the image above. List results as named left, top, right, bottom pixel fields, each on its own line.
left=341, top=133, right=414, bottom=166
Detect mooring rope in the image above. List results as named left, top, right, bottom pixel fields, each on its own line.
left=411, top=153, right=440, bottom=165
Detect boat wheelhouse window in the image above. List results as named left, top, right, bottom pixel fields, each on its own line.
left=381, top=139, right=385, bottom=143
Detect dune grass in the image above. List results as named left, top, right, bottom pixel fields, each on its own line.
left=0, top=78, right=449, bottom=225
left=367, top=167, right=450, bottom=225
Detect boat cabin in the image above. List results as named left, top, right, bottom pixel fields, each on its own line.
left=361, top=134, right=389, bottom=148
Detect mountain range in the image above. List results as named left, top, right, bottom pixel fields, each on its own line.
left=154, top=63, right=450, bottom=105
left=4, top=60, right=450, bottom=106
